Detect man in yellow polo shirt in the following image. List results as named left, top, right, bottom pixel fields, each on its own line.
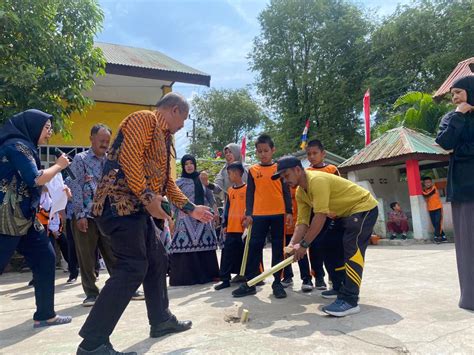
left=272, top=156, right=378, bottom=317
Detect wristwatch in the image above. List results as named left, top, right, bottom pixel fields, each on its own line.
left=300, top=239, right=310, bottom=249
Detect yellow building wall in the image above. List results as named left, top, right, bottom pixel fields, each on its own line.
left=49, top=99, right=177, bottom=179
left=49, top=101, right=154, bottom=147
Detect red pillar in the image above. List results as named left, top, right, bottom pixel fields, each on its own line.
left=406, top=159, right=422, bottom=196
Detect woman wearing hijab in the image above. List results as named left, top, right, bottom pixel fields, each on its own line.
left=169, top=155, right=219, bottom=286
left=436, top=75, right=474, bottom=311
left=0, top=109, right=72, bottom=327
left=206, top=143, right=248, bottom=198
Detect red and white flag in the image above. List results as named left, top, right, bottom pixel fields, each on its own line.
left=240, top=136, right=246, bottom=162
left=363, top=89, right=371, bottom=146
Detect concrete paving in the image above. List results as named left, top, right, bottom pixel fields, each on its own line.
left=1, top=243, right=473, bottom=354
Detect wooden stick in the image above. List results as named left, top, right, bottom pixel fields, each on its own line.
left=247, top=255, right=294, bottom=287
left=239, top=224, right=252, bottom=277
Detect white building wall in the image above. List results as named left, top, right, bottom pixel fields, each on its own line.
left=346, top=166, right=453, bottom=239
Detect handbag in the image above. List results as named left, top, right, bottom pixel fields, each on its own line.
left=0, top=180, right=33, bottom=236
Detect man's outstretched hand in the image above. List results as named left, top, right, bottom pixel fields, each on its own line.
left=190, top=205, right=214, bottom=223
left=145, top=195, right=171, bottom=221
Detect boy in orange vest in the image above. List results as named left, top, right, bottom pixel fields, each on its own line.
left=232, top=134, right=292, bottom=299
left=215, top=162, right=247, bottom=290
left=281, top=186, right=313, bottom=292
left=305, top=139, right=345, bottom=298
left=422, top=177, right=447, bottom=243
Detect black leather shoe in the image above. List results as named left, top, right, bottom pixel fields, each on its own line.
left=150, top=315, right=192, bottom=338
left=76, top=343, right=136, bottom=355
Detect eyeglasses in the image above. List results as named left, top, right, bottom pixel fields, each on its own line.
left=44, top=126, right=53, bottom=133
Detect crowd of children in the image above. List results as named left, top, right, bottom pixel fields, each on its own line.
left=208, top=133, right=366, bottom=316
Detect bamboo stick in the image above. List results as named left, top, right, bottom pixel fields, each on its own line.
left=247, top=255, right=294, bottom=287
left=239, top=224, right=252, bottom=276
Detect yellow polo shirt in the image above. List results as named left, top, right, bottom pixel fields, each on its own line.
left=296, top=171, right=378, bottom=226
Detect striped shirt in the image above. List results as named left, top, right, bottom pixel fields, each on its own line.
left=91, top=110, right=193, bottom=217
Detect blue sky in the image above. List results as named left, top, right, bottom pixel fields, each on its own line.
left=97, top=0, right=411, bottom=157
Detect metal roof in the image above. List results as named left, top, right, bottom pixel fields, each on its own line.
left=433, top=57, right=474, bottom=100
left=95, top=42, right=211, bottom=86
left=338, top=127, right=449, bottom=172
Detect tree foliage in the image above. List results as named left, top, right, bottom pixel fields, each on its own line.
left=250, top=0, right=473, bottom=156
left=366, top=0, right=474, bottom=124
left=0, top=0, right=106, bottom=134
left=374, top=91, right=453, bottom=138
left=249, top=0, right=372, bottom=157
left=190, top=88, right=266, bottom=158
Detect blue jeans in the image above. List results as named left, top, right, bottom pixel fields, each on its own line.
left=0, top=226, right=56, bottom=321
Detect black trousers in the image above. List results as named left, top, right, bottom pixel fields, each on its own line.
left=429, top=209, right=445, bottom=238
left=49, top=233, right=69, bottom=263
left=309, top=218, right=346, bottom=290
left=65, top=219, right=79, bottom=279
left=219, top=232, right=244, bottom=281
left=283, top=234, right=311, bottom=281
left=245, top=215, right=284, bottom=283
left=338, top=207, right=378, bottom=306
left=0, top=226, right=56, bottom=321
left=79, top=211, right=171, bottom=345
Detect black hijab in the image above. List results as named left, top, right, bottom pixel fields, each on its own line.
left=181, top=154, right=205, bottom=205
left=0, top=109, right=52, bottom=168
left=451, top=75, right=474, bottom=106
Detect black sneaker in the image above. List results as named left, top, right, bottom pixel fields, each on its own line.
left=301, top=279, right=314, bottom=293
left=232, top=284, right=257, bottom=298
left=401, top=234, right=407, bottom=240
left=66, top=277, right=77, bottom=285
left=281, top=277, right=293, bottom=288
left=389, top=234, right=397, bottom=240
left=272, top=283, right=287, bottom=299
left=440, top=237, right=448, bottom=243
left=214, top=281, right=231, bottom=290
left=131, top=290, right=145, bottom=300
left=321, top=289, right=339, bottom=299
left=230, top=275, right=247, bottom=283
left=77, top=343, right=137, bottom=355
left=434, top=237, right=441, bottom=244
left=82, top=296, right=97, bottom=307
left=315, top=279, right=327, bottom=290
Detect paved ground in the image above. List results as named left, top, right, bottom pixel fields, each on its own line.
left=1, top=243, right=473, bottom=354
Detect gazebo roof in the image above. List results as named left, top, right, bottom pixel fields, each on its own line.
left=433, top=57, right=474, bottom=100
left=339, top=127, right=449, bottom=173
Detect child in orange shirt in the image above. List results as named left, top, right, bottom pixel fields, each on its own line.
left=281, top=186, right=313, bottom=292
left=232, top=134, right=292, bottom=299
left=422, top=177, right=447, bottom=243
left=215, top=162, right=247, bottom=290
left=305, top=139, right=345, bottom=298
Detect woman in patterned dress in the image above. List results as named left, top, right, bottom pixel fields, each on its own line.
left=169, top=155, right=219, bottom=286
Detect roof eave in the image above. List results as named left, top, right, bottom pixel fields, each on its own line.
left=338, top=153, right=450, bottom=173
left=105, top=63, right=211, bottom=87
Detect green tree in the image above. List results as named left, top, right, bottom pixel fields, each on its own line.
left=249, top=0, right=372, bottom=157
left=374, top=91, right=453, bottom=137
left=190, top=88, right=266, bottom=158
left=366, top=0, right=474, bottom=124
left=0, top=0, right=106, bottom=134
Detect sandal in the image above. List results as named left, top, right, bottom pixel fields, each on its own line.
left=34, top=315, right=72, bottom=328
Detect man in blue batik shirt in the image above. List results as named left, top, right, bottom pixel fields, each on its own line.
left=67, top=124, right=145, bottom=307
